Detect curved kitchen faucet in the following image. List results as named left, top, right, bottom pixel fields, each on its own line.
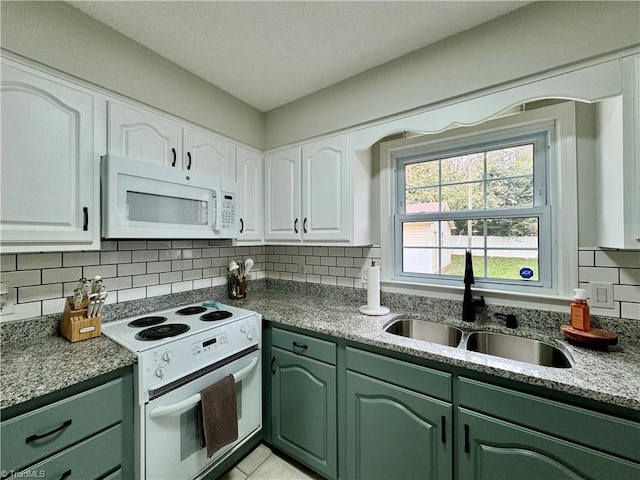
left=462, top=249, right=485, bottom=322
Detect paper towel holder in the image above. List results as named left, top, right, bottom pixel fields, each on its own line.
left=359, top=260, right=390, bottom=316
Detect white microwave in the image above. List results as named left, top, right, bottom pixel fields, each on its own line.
left=101, top=155, right=238, bottom=239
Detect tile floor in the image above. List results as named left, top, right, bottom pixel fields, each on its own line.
left=218, top=443, right=324, bottom=480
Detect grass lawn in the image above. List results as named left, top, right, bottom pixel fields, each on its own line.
left=447, top=254, right=539, bottom=281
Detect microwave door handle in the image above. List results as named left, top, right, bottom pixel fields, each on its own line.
left=148, top=357, right=259, bottom=418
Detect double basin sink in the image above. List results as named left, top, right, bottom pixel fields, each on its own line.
left=385, top=316, right=572, bottom=368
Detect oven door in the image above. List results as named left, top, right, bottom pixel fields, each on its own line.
left=144, top=349, right=261, bottom=480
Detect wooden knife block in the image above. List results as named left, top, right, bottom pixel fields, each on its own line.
left=60, top=296, right=101, bottom=342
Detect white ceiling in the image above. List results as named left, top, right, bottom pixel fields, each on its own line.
left=68, top=1, right=532, bottom=112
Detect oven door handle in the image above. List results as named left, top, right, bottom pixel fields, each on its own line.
left=149, top=357, right=259, bottom=418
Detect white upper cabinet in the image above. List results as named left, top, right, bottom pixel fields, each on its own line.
left=183, top=127, right=236, bottom=188
left=597, top=54, right=640, bottom=249
left=265, top=146, right=301, bottom=241
left=236, top=147, right=264, bottom=242
left=264, top=133, right=373, bottom=245
left=108, top=101, right=182, bottom=168
left=0, top=58, right=103, bottom=252
left=301, top=135, right=350, bottom=242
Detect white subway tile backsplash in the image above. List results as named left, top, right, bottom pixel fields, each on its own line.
left=159, top=250, right=182, bottom=261
left=321, top=276, right=337, bottom=285
left=193, top=258, right=213, bottom=269
left=100, top=240, right=118, bottom=251
left=101, top=251, right=132, bottom=264
left=172, top=260, right=193, bottom=271
left=328, top=247, right=345, bottom=257
left=313, top=247, right=329, bottom=257
left=2, top=270, right=41, bottom=287
left=337, top=277, right=354, bottom=288
left=84, top=265, right=117, bottom=279
left=1, top=254, right=16, bottom=271
left=147, top=284, right=172, bottom=297
left=148, top=240, right=172, bottom=249
left=337, top=257, right=354, bottom=268
left=63, top=252, right=100, bottom=267
left=578, top=250, right=595, bottom=267
left=171, top=240, right=193, bottom=249
left=183, top=269, right=203, bottom=281
left=19, top=284, right=62, bottom=302
left=578, top=267, right=619, bottom=283
left=42, top=267, right=83, bottom=284
left=160, top=271, right=182, bottom=284
left=613, top=285, right=640, bottom=303
left=193, top=278, right=212, bottom=290
left=18, top=253, right=61, bottom=270
left=172, top=280, right=193, bottom=293
left=182, top=249, right=202, bottom=259
left=345, top=247, right=363, bottom=258
left=132, top=250, right=159, bottom=262
left=219, top=247, right=236, bottom=257
left=621, top=302, right=640, bottom=320
left=620, top=268, right=640, bottom=285
left=132, top=274, right=160, bottom=288
left=595, top=250, right=640, bottom=268
left=299, top=246, right=313, bottom=255
left=105, top=276, right=133, bottom=291
left=147, top=261, right=172, bottom=274
left=285, top=246, right=299, bottom=255
left=321, top=257, right=337, bottom=267
left=118, top=287, right=147, bottom=302
left=42, top=297, right=68, bottom=315
left=202, top=248, right=221, bottom=258
left=117, top=263, right=146, bottom=276
left=118, top=240, right=147, bottom=250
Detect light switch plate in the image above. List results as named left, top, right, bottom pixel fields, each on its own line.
left=590, top=282, right=615, bottom=309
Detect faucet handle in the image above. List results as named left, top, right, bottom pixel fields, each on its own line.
left=494, top=313, right=518, bottom=328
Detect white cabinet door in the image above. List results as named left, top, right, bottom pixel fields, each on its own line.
left=183, top=127, right=235, bottom=187
left=265, top=147, right=301, bottom=241
left=0, top=60, right=101, bottom=251
left=108, top=101, right=182, bottom=168
left=236, top=147, right=264, bottom=242
left=301, top=134, right=350, bottom=242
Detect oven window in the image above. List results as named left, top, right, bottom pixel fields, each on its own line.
left=127, top=190, right=208, bottom=225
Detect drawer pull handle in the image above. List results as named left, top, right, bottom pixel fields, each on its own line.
left=441, top=416, right=446, bottom=444
left=26, top=419, right=72, bottom=443
left=59, top=470, right=72, bottom=480
left=292, top=341, right=308, bottom=352
left=464, top=424, right=470, bottom=453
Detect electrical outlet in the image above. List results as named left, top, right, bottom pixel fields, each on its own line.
left=590, top=282, right=614, bottom=309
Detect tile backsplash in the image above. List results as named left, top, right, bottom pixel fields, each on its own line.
left=1, top=242, right=638, bottom=322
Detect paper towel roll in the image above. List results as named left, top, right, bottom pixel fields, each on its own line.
left=359, top=261, right=390, bottom=316
left=367, top=264, right=381, bottom=311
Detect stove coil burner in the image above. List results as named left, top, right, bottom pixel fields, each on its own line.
left=128, top=316, right=167, bottom=327
left=175, top=306, right=208, bottom=315
left=200, top=311, right=233, bottom=322
left=135, top=323, right=190, bottom=341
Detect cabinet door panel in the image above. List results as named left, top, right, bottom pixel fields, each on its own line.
left=184, top=127, right=235, bottom=186
left=108, top=101, right=181, bottom=167
left=236, top=147, right=264, bottom=241
left=459, top=409, right=640, bottom=480
left=271, top=347, right=336, bottom=478
left=346, top=371, right=452, bottom=480
left=1, top=61, right=97, bottom=247
left=265, top=147, right=301, bottom=241
left=301, top=135, right=349, bottom=241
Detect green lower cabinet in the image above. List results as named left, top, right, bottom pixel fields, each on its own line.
left=458, top=408, right=640, bottom=480
left=346, top=370, right=452, bottom=480
left=271, top=346, right=337, bottom=479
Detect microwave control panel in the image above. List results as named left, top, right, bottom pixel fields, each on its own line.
left=220, top=192, right=236, bottom=231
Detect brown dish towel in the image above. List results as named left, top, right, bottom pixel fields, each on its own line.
left=200, top=374, right=238, bottom=458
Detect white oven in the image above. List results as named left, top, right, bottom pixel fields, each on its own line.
left=144, top=348, right=261, bottom=480
left=102, top=302, right=261, bottom=480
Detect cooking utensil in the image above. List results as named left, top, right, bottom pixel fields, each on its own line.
left=87, top=293, right=99, bottom=317
left=73, top=288, right=83, bottom=310
left=244, top=258, right=254, bottom=277
left=91, top=276, right=103, bottom=294
left=228, top=261, right=239, bottom=276
left=96, top=292, right=108, bottom=316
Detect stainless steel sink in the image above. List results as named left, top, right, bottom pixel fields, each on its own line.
left=466, top=331, right=571, bottom=368
left=385, top=318, right=463, bottom=347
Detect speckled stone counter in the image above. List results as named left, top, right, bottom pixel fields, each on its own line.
left=1, top=322, right=136, bottom=410
left=229, top=286, right=640, bottom=412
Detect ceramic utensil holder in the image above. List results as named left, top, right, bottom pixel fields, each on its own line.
left=228, top=275, right=247, bottom=299
left=60, top=296, right=101, bottom=342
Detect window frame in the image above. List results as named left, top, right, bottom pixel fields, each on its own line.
left=378, top=102, right=579, bottom=303
left=392, top=124, right=554, bottom=292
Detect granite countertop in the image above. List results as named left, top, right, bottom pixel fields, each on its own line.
left=2, top=283, right=639, bottom=413
left=1, top=332, right=136, bottom=410
left=231, top=289, right=640, bottom=412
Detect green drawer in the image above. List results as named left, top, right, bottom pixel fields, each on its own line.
left=15, top=424, right=122, bottom=480
left=272, top=328, right=336, bottom=365
left=346, top=347, right=452, bottom=402
left=458, top=377, right=640, bottom=463
left=1, top=377, right=124, bottom=472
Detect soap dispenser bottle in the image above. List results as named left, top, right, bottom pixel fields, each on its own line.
left=571, top=288, right=591, bottom=331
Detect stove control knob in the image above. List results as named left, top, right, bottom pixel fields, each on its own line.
left=155, top=367, right=167, bottom=379
left=162, top=351, right=173, bottom=362
left=247, top=329, right=254, bottom=340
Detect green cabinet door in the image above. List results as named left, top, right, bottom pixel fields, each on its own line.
left=346, top=370, right=452, bottom=480
left=459, top=408, right=640, bottom=480
left=271, top=346, right=337, bottom=479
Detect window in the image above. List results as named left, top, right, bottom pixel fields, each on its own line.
left=393, top=123, right=553, bottom=292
